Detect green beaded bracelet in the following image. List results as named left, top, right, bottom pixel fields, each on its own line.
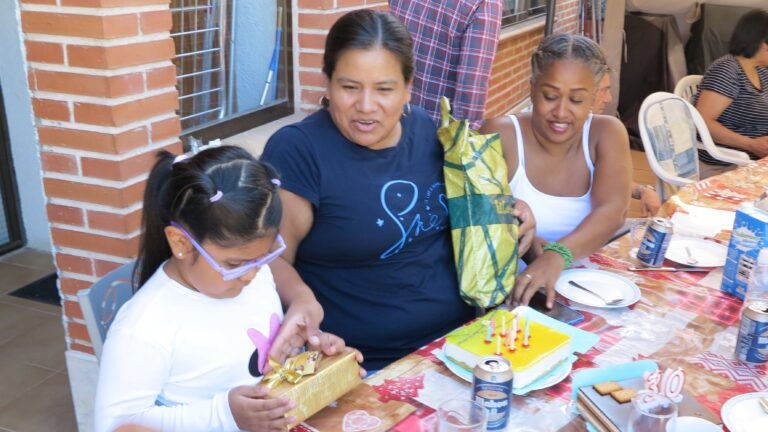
left=542, top=242, right=573, bottom=269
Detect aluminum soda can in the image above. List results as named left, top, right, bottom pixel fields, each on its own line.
left=636, top=217, right=674, bottom=267
left=736, top=301, right=768, bottom=363
left=472, top=355, right=513, bottom=430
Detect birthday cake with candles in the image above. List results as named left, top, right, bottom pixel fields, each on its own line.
left=443, top=309, right=572, bottom=389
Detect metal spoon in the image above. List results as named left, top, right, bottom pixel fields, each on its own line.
left=684, top=246, right=699, bottom=266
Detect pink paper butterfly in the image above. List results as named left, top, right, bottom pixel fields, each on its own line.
left=247, top=312, right=282, bottom=376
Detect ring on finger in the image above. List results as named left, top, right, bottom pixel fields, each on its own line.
left=523, top=273, right=533, bottom=280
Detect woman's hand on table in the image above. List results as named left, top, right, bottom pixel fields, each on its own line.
left=268, top=297, right=324, bottom=363
left=749, top=136, right=768, bottom=158
left=228, top=385, right=295, bottom=432
left=513, top=199, right=536, bottom=256
left=510, top=250, right=564, bottom=309
left=638, top=185, right=661, bottom=217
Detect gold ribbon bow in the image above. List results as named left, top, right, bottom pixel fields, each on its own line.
left=262, top=351, right=321, bottom=389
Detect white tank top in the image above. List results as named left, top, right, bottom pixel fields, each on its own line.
left=507, top=114, right=595, bottom=243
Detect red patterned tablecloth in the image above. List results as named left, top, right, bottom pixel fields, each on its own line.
left=297, top=159, right=768, bottom=432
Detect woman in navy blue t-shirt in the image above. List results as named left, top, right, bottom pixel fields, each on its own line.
left=262, top=10, right=534, bottom=370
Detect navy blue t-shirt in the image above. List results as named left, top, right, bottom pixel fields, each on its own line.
left=261, top=107, right=473, bottom=369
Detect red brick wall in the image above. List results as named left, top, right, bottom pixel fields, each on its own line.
left=20, top=0, right=181, bottom=355
left=486, top=0, right=580, bottom=118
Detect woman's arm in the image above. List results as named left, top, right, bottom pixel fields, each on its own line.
left=514, top=115, right=631, bottom=307
left=696, top=90, right=768, bottom=157
left=267, top=189, right=327, bottom=362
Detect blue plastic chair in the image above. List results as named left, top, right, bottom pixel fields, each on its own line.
left=76, top=261, right=135, bottom=360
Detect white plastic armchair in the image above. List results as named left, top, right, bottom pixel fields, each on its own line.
left=673, top=74, right=702, bottom=103
left=687, top=97, right=751, bottom=166
left=638, top=92, right=700, bottom=201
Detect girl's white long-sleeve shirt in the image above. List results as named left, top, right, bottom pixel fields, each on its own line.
left=94, top=264, right=283, bottom=432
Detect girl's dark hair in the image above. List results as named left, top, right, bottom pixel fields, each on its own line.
left=531, top=33, right=608, bottom=85
left=322, top=9, right=414, bottom=83
left=729, top=9, right=768, bottom=58
left=133, top=145, right=282, bottom=289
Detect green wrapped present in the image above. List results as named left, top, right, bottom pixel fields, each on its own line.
left=437, top=97, right=519, bottom=308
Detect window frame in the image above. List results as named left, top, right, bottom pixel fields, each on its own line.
left=501, top=0, right=548, bottom=28
left=171, top=0, right=295, bottom=147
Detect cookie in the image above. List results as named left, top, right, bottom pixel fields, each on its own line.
left=592, top=381, right=622, bottom=396
left=610, top=388, right=637, bottom=404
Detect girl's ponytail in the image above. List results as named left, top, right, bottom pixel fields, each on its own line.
left=133, top=151, right=176, bottom=289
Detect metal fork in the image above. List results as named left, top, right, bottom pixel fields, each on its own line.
left=568, top=280, right=624, bottom=305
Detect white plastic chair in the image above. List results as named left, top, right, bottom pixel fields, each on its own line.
left=639, top=92, right=750, bottom=200
left=673, top=74, right=702, bottom=103
left=77, top=261, right=134, bottom=360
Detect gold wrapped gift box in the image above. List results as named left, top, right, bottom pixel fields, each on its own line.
left=266, top=350, right=361, bottom=428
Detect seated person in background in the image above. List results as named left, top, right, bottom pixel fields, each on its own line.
left=481, top=34, right=631, bottom=308
left=593, top=70, right=661, bottom=217
left=694, top=9, right=768, bottom=179
left=261, top=10, right=535, bottom=370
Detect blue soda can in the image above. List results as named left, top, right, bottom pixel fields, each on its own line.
left=636, top=217, right=673, bottom=267
left=472, top=355, right=513, bottom=430
left=736, top=301, right=768, bottom=363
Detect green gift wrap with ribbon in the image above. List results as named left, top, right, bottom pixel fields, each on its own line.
left=437, top=97, right=519, bottom=308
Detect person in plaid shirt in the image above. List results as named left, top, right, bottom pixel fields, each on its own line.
left=389, top=0, right=502, bottom=129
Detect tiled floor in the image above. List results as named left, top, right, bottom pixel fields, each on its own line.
left=0, top=249, right=77, bottom=432
left=0, top=150, right=655, bottom=432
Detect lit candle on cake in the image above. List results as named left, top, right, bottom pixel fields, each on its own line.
left=496, top=334, right=501, bottom=355
left=507, top=330, right=515, bottom=352
left=523, top=318, right=530, bottom=348
left=511, top=315, right=518, bottom=336
left=490, top=318, right=496, bottom=336
left=516, top=314, right=521, bottom=333
left=484, top=320, right=492, bottom=344
left=501, top=315, right=507, bottom=337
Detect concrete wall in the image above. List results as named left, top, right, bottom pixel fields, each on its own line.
left=0, top=1, right=52, bottom=252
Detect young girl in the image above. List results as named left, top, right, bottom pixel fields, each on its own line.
left=95, top=146, right=356, bottom=432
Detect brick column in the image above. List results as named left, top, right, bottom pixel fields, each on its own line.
left=296, top=0, right=388, bottom=113
left=20, top=0, right=181, bottom=355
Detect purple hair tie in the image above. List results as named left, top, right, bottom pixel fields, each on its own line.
left=173, top=154, right=190, bottom=164
left=209, top=190, right=223, bottom=202
left=271, top=179, right=281, bottom=187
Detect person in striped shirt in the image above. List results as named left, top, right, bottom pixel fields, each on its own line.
left=694, top=9, right=768, bottom=179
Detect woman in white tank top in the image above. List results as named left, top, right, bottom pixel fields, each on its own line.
left=480, top=34, right=632, bottom=309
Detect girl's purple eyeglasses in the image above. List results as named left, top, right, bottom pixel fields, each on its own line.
left=170, top=222, right=286, bottom=281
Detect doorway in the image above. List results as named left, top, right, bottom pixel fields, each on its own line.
left=0, top=83, right=24, bottom=255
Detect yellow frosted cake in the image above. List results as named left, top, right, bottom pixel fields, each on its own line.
left=443, top=309, right=572, bottom=389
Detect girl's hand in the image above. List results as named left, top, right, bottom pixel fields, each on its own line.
left=307, top=332, right=367, bottom=378
left=268, top=298, right=324, bottom=364
left=513, top=199, right=536, bottom=256
left=510, top=250, right=565, bottom=309
left=228, top=385, right=295, bottom=432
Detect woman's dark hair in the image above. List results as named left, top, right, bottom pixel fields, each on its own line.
left=322, top=9, right=414, bottom=83
left=133, top=145, right=282, bottom=288
left=729, top=9, right=768, bottom=58
left=531, top=33, right=608, bottom=85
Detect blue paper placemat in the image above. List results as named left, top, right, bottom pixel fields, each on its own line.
left=437, top=306, right=599, bottom=395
